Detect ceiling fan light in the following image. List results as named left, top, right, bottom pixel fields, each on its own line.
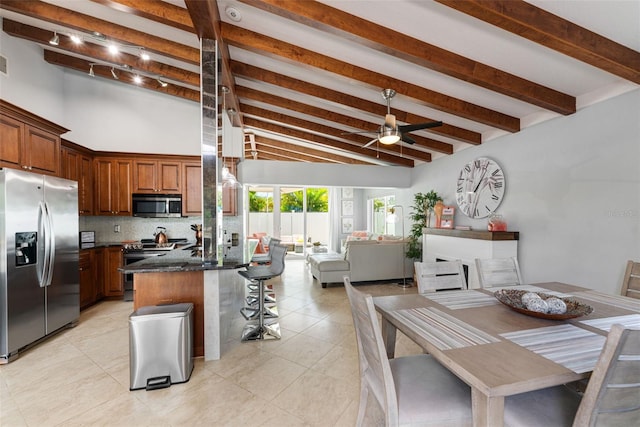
left=379, top=129, right=400, bottom=145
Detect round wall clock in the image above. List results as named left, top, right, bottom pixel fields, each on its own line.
left=455, top=157, right=505, bottom=219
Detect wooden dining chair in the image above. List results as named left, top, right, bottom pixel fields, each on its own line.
left=475, top=257, right=523, bottom=288
left=571, top=324, right=640, bottom=426
left=343, top=277, right=473, bottom=426
left=414, top=260, right=467, bottom=293
left=621, top=260, right=640, bottom=299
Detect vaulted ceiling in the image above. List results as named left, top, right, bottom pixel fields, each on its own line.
left=1, top=0, right=638, bottom=167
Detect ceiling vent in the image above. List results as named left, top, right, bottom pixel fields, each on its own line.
left=0, top=55, right=7, bottom=75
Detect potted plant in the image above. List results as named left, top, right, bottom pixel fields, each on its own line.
left=406, top=191, right=442, bottom=260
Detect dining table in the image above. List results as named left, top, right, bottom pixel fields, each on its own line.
left=373, top=282, right=640, bottom=427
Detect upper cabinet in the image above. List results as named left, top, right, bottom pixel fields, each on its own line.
left=1, top=101, right=67, bottom=176
left=61, top=141, right=94, bottom=215
left=133, top=159, right=181, bottom=194
left=94, top=158, right=133, bottom=216
left=182, top=161, right=202, bottom=216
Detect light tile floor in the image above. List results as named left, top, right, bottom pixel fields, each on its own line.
left=1, top=257, right=421, bottom=426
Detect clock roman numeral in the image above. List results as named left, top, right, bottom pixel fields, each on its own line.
left=491, top=194, right=499, bottom=200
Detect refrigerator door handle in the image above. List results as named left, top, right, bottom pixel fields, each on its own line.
left=44, top=202, right=56, bottom=287
left=37, top=201, right=48, bottom=287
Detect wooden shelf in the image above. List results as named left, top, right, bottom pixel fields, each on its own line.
left=423, top=228, right=519, bottom=241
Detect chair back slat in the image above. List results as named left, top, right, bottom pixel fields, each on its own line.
left=415, top=260, right=466, bottom=293
left=344, top=277, right=399, bottom=426
left=475, top=257, right=523, bottom=288
left=621, top=260, right=640, bottom=299
left=573, top=325, right=640, bottom=427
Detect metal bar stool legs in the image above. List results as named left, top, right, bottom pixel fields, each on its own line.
left=239, top=275, right=280, bottom=341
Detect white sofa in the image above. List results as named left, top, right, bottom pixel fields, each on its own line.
left=308, top=240, right=414, bottom=288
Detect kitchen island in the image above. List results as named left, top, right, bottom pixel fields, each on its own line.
left=120, top=246, right=248, bottom=360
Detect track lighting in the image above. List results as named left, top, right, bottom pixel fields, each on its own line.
left=157, top=79, right=168, bottom=88
left=108, top=44, right=119, bottom=54
left=110, top=67, right=118, bottom=80
left=139, top=48, right=150, bottom=61
left=49, top=31, right=59, bottom=46
left=69, top=34, right=82, bottom=44
left=88, top=64, right=95, bottom=77
left=133, top=74, right=142, bottom=84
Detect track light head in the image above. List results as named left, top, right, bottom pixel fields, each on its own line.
left=88, top=64, right=95, bottom=77
left=133, top=74, right=142, bottom=84
left=139, top=48, right=150, bottom=61
left=110, top=67, right=118, bottom=80
left=157, top=79, right=168, bottom=88
left=49, top=31, right=59, bottom=46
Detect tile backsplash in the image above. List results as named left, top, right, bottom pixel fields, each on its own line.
left=80, top=215, right=243, bottom=259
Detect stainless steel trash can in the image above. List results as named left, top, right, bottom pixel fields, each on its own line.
left=129, top=303, right=194, bottom=391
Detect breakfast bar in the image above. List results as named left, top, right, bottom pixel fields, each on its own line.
left=120, top=247, right=248, bottom=360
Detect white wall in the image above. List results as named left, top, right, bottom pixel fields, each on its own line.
left=406, top=90, right=640, bottom=294
left=0, top=26, right=200, bottom=155
left=0, top=28, right=65, bottom=124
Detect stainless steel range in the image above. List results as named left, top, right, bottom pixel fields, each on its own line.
left=122, top=238, right=188, bottom=300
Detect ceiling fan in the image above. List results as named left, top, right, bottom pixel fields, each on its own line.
left=354, top=89, right=443, bottom=148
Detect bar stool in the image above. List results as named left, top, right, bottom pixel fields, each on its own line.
left=238, top=244, right=286, bottom=341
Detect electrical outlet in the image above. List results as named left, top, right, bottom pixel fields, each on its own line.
left=114, top=225, right=120, bottom=233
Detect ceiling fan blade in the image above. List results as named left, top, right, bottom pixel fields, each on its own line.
left=401, top=134, right=416, bottom=145
left=398, top=121, right=443, bottom=133
left=384, top=114, right=396, bottom=129
left=363, top=137, right=378, bottom=148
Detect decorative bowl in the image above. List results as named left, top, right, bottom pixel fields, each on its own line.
left=493, top=289, right=593, bottom=320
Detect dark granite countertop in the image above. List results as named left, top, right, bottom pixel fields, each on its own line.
left=119, top=244, right=248, bottom=273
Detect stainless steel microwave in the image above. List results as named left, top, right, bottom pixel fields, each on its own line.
left=132, top=194, right=182, bottom=218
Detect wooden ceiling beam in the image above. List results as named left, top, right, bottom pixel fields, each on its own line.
left=0, top=0, right=199, bottom=65
left=2, top=19, right=200, bottom=87
left=252, top=135, right=372, bottom=165
left=221, top=22, right=520, bottom=132
left=231, top=61, right=481, bottom=145
left=242, top=117, right=414, bottom=167
left=250, top=143, right=335, bottom=164
left=89, top=0, right=196, bottom=34
left=43, top=50, right=199, bottom=102
left=184, top=0, right=242, bottom=127
left=240, top=103, right=432, bottom=163
left=240, top=0, right=576, bottom=115
left=247, top=149, right=296, bottom=162
left=436, top=0, right=640, bottom=85
left=237, top=85, right=453, bottom=155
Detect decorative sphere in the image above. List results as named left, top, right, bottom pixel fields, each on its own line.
left=546, top=297, right=567, bottom=314
left=521, top=292, right=542, bottom=305
left=525, top=298, right=549, bottom=313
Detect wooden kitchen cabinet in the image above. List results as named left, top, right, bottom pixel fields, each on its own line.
left=102, top=246, right=124, bottom=298
left=79, top=249, right=101, bottom=309
left=1, top=101, right=67, bottom=176
left=94, top=158, right=132, bottom=216
left=182, top=161, right=202, bottom=216
left=61, top=141, right=94, bottom=215
left=133, top=159, right=181, bottom=194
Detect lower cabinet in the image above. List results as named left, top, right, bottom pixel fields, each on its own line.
left=79, top=249, right=97, bottom=309
left=100, top=246, right=124, bottom=298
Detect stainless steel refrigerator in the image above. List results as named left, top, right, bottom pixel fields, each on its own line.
left=1, top=168, right=79, bottom=363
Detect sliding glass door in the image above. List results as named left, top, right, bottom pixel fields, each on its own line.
left=248, top=186, right=329, bottom=255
